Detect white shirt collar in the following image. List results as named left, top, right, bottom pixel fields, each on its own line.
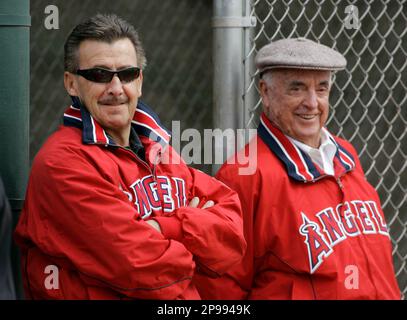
left=287, top=128, right=337, bottom=175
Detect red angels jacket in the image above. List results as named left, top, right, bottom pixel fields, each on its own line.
left=14, top=99, right=246, bottom=300
left=194, top=113, right=401, bottom=300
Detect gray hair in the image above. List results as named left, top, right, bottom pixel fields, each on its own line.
left=260, top=69, right=333, bottom=87
left=64, top=13, right=147, bottom=72
left=261, top=71, right=273, bottom=86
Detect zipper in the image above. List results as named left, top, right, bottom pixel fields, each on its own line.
left=118, top=146, right=157, bottom=181
left=336, top=176, right=344, bottom=190
left=335, top=174, right=347, bottom=217
left=151, top=150, right=161, bottom=181
left=310, top=173, right=346, bottom=191
left=308, top=167, right=352, bottom=186
left=308, top=173, right=347, bottom=217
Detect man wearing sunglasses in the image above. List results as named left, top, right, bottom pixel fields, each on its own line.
left=14, top=14, right=246, bottom=300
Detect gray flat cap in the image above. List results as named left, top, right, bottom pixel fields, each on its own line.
left=255, top=38, right=347, bottom=74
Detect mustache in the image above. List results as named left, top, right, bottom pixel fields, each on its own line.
left=98, top=97, right=128, bottom=105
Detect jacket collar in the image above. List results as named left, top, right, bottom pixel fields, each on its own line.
left=63, top=96, right=171, bottom=148
left=257, top=113, right=355, bottom=182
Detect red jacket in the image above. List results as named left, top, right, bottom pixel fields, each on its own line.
left=14, top=100, right=246, bottom=300
left=194, top=113, right=401, bottom=300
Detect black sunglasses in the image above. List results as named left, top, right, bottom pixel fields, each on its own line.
left=74, top=67, right=141, bottom=83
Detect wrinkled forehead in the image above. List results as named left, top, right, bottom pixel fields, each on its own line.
left=77, top=38, right=138, bottom=69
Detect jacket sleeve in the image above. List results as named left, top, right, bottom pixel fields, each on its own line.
left=192, top=161, right=258, bottom=299
left=153, top=166, right=247, bottom=278
left=15, top=147, right=195, bottom=299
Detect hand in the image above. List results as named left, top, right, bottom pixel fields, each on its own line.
left=145, top=219, right=162, bottom=233
left=188, top=196, right=215, bottom=209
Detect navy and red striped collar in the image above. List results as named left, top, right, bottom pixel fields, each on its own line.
left=63, top=97, right=171, bottom=148
left=258, top=113, right=355, bottom=182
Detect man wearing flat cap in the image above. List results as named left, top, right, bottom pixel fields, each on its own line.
left=194, top=38, right=401, bottom=299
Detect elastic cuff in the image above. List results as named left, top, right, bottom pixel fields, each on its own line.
left=153, top=215, right=183, bottom=241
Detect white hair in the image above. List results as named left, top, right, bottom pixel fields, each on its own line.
left=261, top=71, right=273, bottom=86
left=260, top=69, right=334, bottom=87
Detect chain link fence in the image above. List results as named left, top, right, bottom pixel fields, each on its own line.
left=243, top=0, right=406, bottom=297
left=30, top=0, right=213, bottom=173
left=29, top=0, right=406, bottom=298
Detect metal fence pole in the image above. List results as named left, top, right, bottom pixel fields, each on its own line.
left=0, top=0, right=30, bottom=299
left=242, top=0, right=256, bottom=130
left=212, top=0, right=256, bottom=174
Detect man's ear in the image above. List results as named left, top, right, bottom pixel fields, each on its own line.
left=64, top=71, right=79, bottom=96
left=259, top=79, right=271, bottom=108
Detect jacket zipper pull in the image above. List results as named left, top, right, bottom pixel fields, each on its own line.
left=152, top=150, right=161, bottom=181
left=336, top=177, right=344, bottom=190
left=152, top=164, right=157, bottom=181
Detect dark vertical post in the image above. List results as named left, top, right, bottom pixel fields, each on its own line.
left=0, top=0, right=31, bottom=299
